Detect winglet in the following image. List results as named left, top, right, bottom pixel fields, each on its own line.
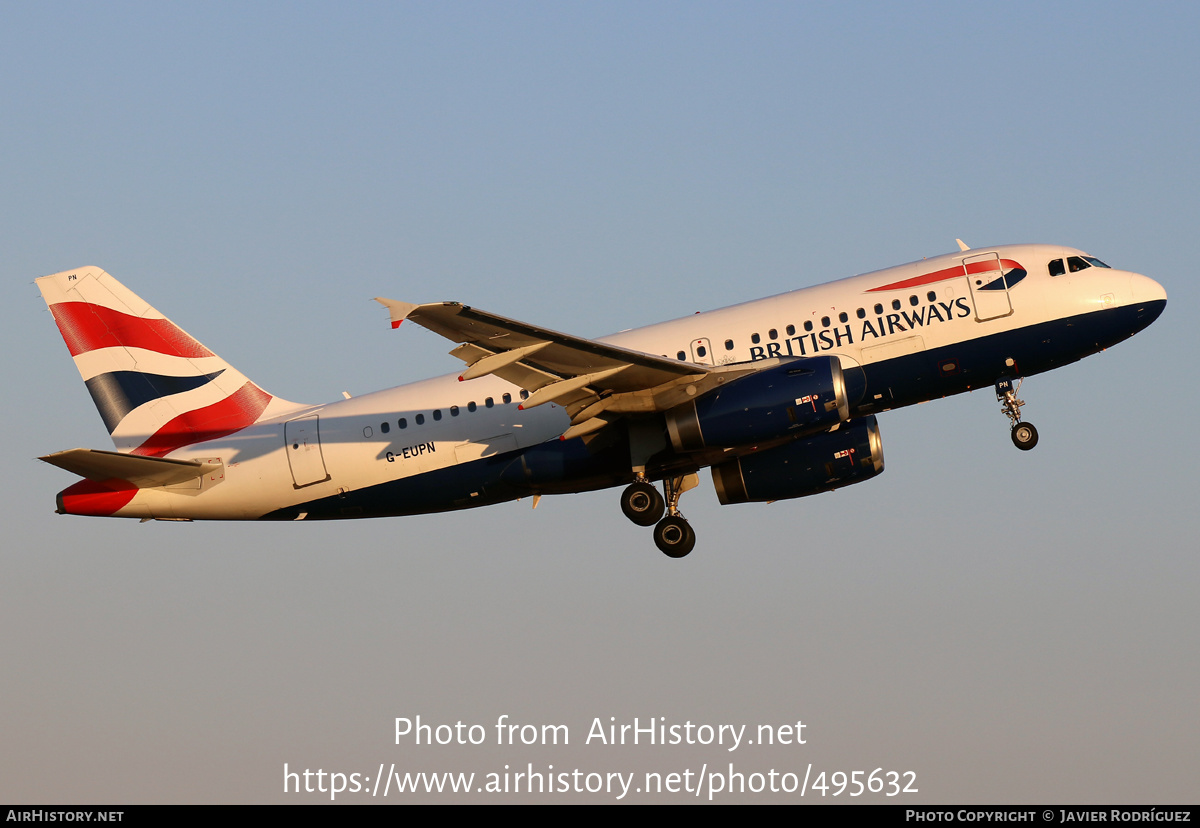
left=374, top=297, right=421, bottom=329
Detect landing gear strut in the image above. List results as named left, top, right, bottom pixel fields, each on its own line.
left=618, top=473, right=699, bottom=557
left=997, top=378, right=1038, bottom=451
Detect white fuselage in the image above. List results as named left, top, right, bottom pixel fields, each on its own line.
left=111, top=243, right=1167, bottom=521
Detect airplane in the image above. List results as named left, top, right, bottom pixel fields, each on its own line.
left=34, top=241, right=1166, bottom=557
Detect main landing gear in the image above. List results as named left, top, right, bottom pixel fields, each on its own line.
left=996, top=378, right=1038, bottom=451
left=620, top=473, right=698, bottom=558
left=619, top=480, right=663, bottom=526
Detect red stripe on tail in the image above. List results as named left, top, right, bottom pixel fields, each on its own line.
left=49, top=302, right=215, bottom=358
left=132, top=382, right=272, bottom=458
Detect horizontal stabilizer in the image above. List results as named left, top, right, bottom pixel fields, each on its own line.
left=39, top=448, right=219, bottom=488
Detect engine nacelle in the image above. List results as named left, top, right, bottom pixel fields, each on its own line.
left=711, top=416, right=884, bottom=505
left=666, top=356, right=850, bottom=452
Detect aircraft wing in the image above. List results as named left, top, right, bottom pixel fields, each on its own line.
left=374, top=299, right=754, bottom=436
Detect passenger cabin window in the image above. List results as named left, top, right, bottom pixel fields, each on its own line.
left=485, top=397, right=494, bottom=408
left=380, top=421, right=390, bottom=434
left=821, top=316, right=830, bottom=328
left=467, top=401, right=477, bottom=412
left=786, top=324, right=795, bottom=336
left=677, top=350, right=686, bottom=360
left=909, top=295, right=918, bottom=307
left=856, top=308, right=866, bottom=319
left=415, top=413, right=425, bottom=425
left=502, top=393, right=512, bottom=404
left=804, top=320, right=813, bottom=332
left=399, top=417, right=408, bottom=429
left=751, top=333, right=761, bottom=344
left=433, top=409, right=442, bottom=421
left=768, top=329, right=778, bottom=340
left=724, top=339, right=734, bottom=351
left=892, top=299, right=901, bottom=310
left=450, top=405, right=459, bottom=417
left=838, top=312, right=848, bottom=323
left=520, top=390, right=529, bottom=400
left=927, top=291, right=937, bottom=302
left=874, top=303, right=883, bottom=315
left=1048, top=258, right=1065, bottom=276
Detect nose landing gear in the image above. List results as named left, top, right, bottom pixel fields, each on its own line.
left=997, top=378, right=1038, bottom=451
left=619, top=473, right=699, bottom=557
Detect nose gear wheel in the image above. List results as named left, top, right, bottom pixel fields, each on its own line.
left=1011, top=421, right=1039, bottom=450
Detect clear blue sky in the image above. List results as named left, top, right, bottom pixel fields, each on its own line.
left=2, top=1, right=1196, bottom=802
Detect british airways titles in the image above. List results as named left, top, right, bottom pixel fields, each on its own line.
left=747, top=295, right=972, bottom=361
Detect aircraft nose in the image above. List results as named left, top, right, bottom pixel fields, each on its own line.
left=1129, top=272, right=1167, bottom=328
left=1132, top=272, right=1167, bottom=303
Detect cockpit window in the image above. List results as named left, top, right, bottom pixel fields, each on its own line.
left=1068, top=256, right=1091, bottom=272
left=1083, top=256, right=1110, bottom=268
left=1048, top=258, right=1065, bottom=276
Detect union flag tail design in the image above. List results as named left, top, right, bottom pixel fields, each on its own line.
left=36, top=266, right=298, bottom=456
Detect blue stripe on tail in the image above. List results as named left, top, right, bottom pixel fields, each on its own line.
left=85, top=370, right=226, bottom=433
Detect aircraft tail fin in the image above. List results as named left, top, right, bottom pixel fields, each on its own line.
left=36, top=266, right=301, bottom=456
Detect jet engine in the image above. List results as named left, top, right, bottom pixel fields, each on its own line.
left=665, top=356, right=852, bottom=452
left=711, top=416, right=884, bottom=504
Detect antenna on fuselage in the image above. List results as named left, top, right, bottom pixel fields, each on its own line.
left=956, top=239, right=970, bottom=252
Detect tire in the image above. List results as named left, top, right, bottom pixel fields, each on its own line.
left=620, top=481, right=664, bottom=526
left=1011, top=421, right=1039, bottom=451
left=653, top=515, right=696, bottom=558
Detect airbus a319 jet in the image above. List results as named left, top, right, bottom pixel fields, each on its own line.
left=35, top=241, right=1166, bottom=557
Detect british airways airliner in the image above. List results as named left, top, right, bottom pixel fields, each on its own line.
left=35, top=241, right=1166, bottom=557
